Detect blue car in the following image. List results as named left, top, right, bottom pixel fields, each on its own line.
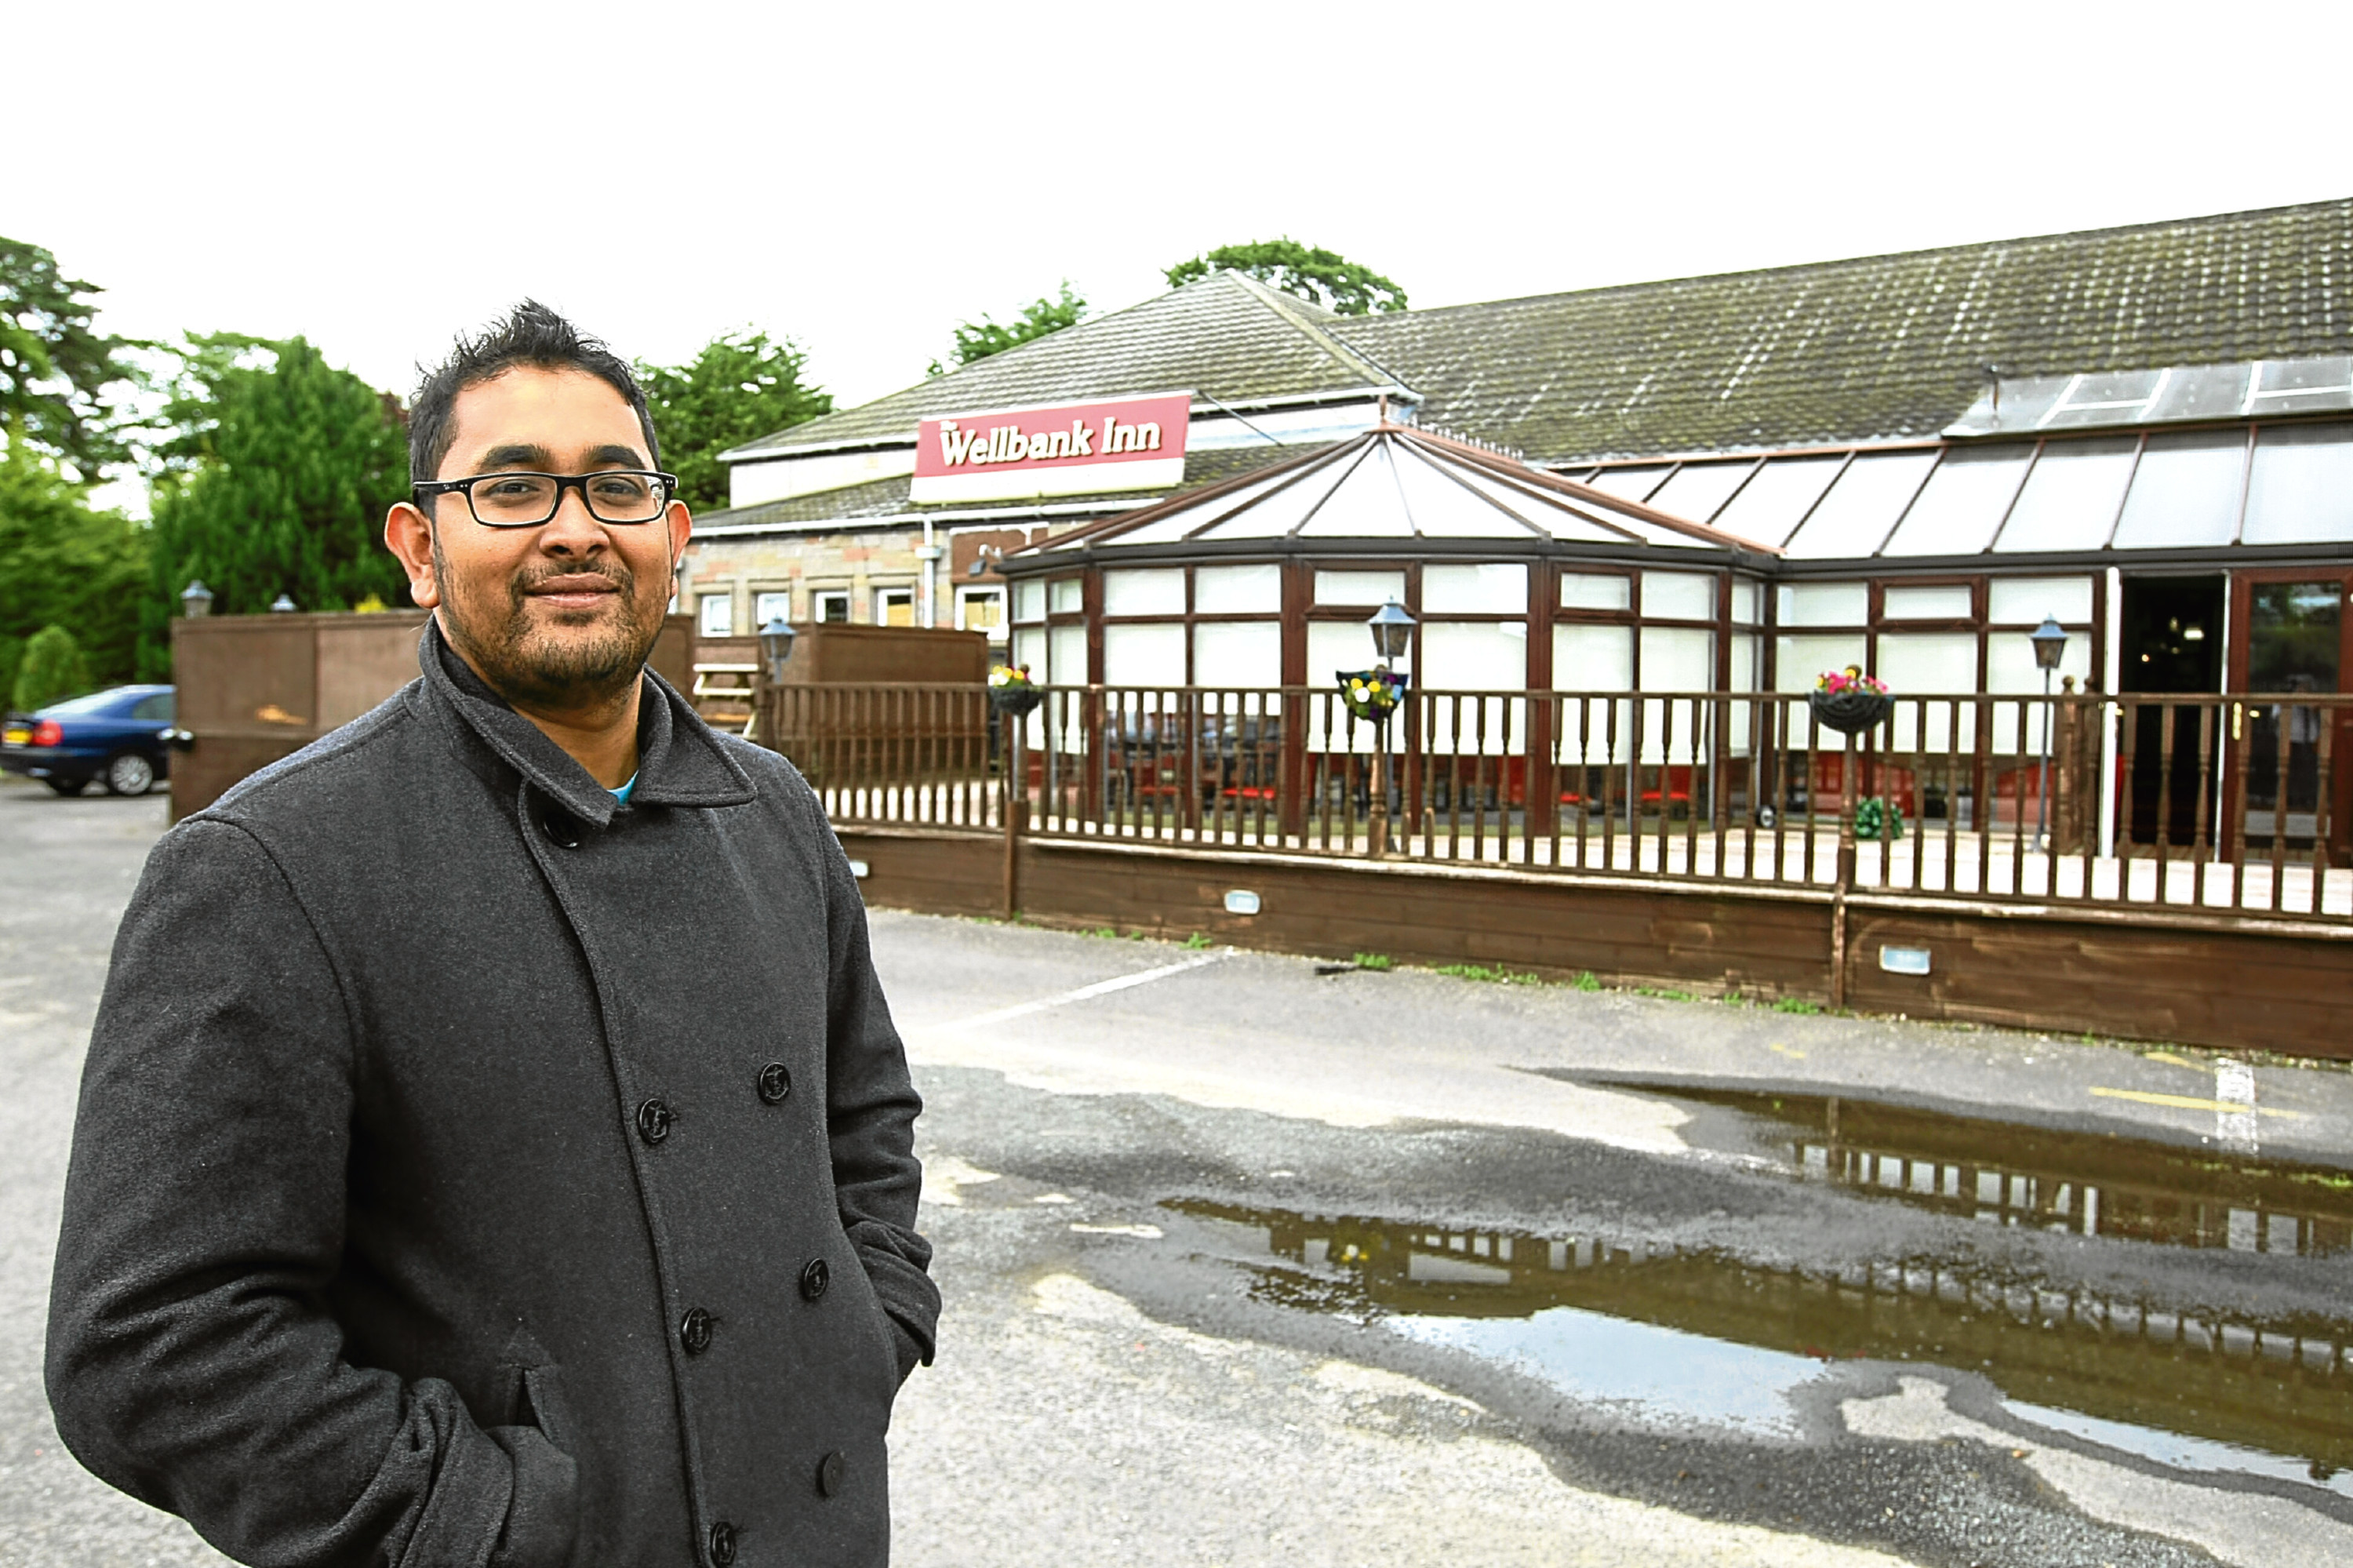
left=2, top=685, right=177, bottom=796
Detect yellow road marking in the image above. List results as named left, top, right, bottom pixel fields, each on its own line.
left=2089, top=1086, right=2303, bottom=1119
left=2143, top=1051, right=2202, bottom=1071
left=1769, top=1043, right=1806, bottom=1060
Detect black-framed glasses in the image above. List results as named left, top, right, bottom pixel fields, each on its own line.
left=413, top=470, right=680, bottom=527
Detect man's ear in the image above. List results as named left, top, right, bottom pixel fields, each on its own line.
left=385, top=501, right=442, bottom=609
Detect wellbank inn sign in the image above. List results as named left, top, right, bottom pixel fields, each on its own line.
left=909, top=391, right=1191, bottom=504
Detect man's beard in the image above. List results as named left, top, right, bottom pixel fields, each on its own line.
left=431, top=537, right=665, bottom=711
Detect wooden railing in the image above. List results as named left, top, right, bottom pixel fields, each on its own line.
left=765, top=682, right=2351, bottom=926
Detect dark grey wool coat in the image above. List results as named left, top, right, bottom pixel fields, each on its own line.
left=47, top=622, right=937, bottom=1568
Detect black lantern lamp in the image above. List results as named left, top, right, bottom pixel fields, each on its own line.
left=2028, top=616, right=2068, bottom=851
left=180, top=580, right=214, bottom=618
left=759, top=616, right=798, bottom=686
left=1366, top=599, right=1415, bottom=667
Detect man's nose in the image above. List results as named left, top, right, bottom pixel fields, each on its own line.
left=536, top=485, right=609, bottom=554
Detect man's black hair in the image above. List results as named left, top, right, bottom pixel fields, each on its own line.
left=407, top=300, right=660, bottom=484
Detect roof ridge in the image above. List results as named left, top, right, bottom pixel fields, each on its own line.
left=1212, top=270, right=1412, bottom=391
left=1333, top=196, right=2353, bottom=326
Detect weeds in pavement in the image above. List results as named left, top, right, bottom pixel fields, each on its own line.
left=1434, top=962, right=1544, bottom=985
left=1772, top=997, right=1824, bottom=1015
left=1633, top=986, right=1695, bottom=1002
left=1351, top=951, right=1394, bottom=971
left=1573, top=971, right=1602, bottom=991
left=1089, top=927, right=1118, bottom=939
left=1182, top=932, right=1212, bottom=950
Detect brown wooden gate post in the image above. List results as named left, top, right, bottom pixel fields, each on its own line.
left=1002, top=710, right=1026, bottom=919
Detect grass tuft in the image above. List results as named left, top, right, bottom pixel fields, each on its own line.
left=1771, top=997, right=1824, bottom=1015
left=1182, top=932, right=1212, bottom=950
left=1573, top=971, right=1602, bottom=991
left=1434, top=962, right=1544, bottom=986
left=1351, top=951, right=1394, bottom=971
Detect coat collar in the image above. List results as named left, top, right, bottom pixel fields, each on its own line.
left=414, top=618, right=757, bottom=826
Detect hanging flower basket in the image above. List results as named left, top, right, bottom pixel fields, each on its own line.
left=1809, top=666, right=1890, bottom=736
left=1337, top=668, right=1409, bottom=722
left=987, top=664, right=1042, bottom=717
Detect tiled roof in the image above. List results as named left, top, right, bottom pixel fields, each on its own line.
left=693, top=440, right=1329, bottom=532
left=722, top=271, right=1400, bottom=460
left=1333, top=198, right=2353, bottom=464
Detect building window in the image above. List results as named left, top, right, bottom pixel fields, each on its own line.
left=1048, top=577, right=1084, bottom=615
left=813, top=591, right=850, bottom=624
left=957, top=585, right=1007, bottom=638
left=699, top=593, right=733, bottom=638
left=875, top=588, right=915, bottom=627
left=1013, top=580, right=1046, bottom=623
left=754, top=590, right=792, bottom=628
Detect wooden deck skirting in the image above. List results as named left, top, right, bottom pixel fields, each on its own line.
left=833, top=826, right=2353, bottom=1062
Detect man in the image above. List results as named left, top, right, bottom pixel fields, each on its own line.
left=48, top=303, right=936, bottom=1567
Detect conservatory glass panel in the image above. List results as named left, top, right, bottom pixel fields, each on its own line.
left=1646, top=460, right=1758, bottom=526
left=1707, top=456, right=1844, bottom=548
left=1640, top=571, right=1716, bottom=621
left=1882, top=445, right=2031, bottom=556
left=1309, top=620, right=1386, bottom=686
left=1423, top=623, right=1527, bottom=754
left=1553, top=624, right=1633, bottom=766
left=1777, top=581, right=1870, bottom=627
left=1988, top=576, right=2093, bottom=624
left=1446, top=464, right=1627, bottom=542
left=1392, top=449, right=1536, bottom=539
left=1014, top=580, right=1046, bottom=622
left=2241, top=422, right=2353, bottom=546
left=2111, top=429, right=2246, bottom=549
left=1049, top=624, right=1088, bottom=683
left=1315, top=569, right=1407, bottom=606
left=1191, top=621, right=1281, bottom=691
left=1049, top=577, right=1084, bottom=614
left=1876, top=632, right=1978, bottom=751
left=1638, top=628, right=1714, bottom=763
left=1297, top=442, right=1412, bottom=537
left=1783, top=450, right=1939, bottom=558
left=1101, top=567, right=1185, bottom=617
left=1882, top=585, right=1973, bottom=620
left=1994, top=436, right=2136, bottom=552
left=1102, top=623, right=1184, bottom=687
left=1193, top=563, right=1282, bottom=613
left=1731, top=579, right=1762, bottom=625
left=1582, top=464, right=1672, bottom=503
left=1145, top=463, right=1325, bottom=542
left=1423, top=562, right=1526, bottom=613
left=1987, top=632, right=2093, bottom=751
left=1561, top=573, right=1633, bottom=612
left=1777, top=632, right=1868, bottom=745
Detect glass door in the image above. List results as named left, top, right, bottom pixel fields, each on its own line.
left=2228, top=572, right=2351, bottom=863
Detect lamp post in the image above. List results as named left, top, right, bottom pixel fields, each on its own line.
left=758, top=616, right=798, bottom=686
left=180, top=580, right=214, bottom=618
left=2030, top=616, right=2068, bottom=852
left=1365, top=599, right=1415, bottom=855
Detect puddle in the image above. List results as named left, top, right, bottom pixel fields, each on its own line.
left=1568, top=1078, right=2353, bottom=1260
left=1173, top=1199, right=2353, bottom=1489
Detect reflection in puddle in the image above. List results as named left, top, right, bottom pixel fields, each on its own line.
left=1589, top=1079, right=2353, bottom=1259
left=1176, top=1199, right=2353, bottom=1484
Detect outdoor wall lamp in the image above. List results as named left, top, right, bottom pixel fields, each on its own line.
left=1366, top=598, right=1416, bottom=665
left=180, top=580, right=214, bottom=618
left=759, top=616, right=798, bottom=685
left=2028, top=616, right=2068, bottom=851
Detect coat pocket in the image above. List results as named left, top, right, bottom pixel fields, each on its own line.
left=518, top=1362, right=578, bottom=1451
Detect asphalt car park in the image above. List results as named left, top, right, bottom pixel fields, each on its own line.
left=0, top=685, right=176, bottom=797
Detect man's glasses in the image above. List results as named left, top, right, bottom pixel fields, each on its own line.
left=412, top=470, right=680, bottom=528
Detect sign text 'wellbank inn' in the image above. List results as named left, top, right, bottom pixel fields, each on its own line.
left=909, top=392, right=1191, bottom=504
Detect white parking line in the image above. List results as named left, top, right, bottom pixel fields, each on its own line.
left=2215, top=1059, right=2259, bottom=1155
left=927, top=951, right=1230, bottom=1035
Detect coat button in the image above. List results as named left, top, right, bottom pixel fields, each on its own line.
left=635, top=1097, right=673, bottom=1144
left=799, top=1258, right=830, bottom=1301
left=817, top=1450, right=846, bottom=1497
left=540, top=809, right=580, bottom=849
left=757, top=1062, right=792, bottom=1104
left=707, top=1520, right=736, bottom=1566
left=681, top=1307, right=714, bottom=1354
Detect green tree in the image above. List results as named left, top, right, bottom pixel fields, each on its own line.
left=142, top=334, right=409, bottom=671
left=0, top=236, right=147, bottom=478
left=637, top=330, right=832, bottom=513
left=929, top=282, right=1088, bottom=374
left=13, top=624, right=90, bottom=711
left=1164, top=240, right=1407, bottom=316
left=0, top=439, right=147, bottom=689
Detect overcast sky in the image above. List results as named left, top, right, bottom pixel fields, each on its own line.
left=14, top=0, right=2352, bottom=457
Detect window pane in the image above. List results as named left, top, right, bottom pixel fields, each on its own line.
left=1423, top=562, right=1526, bottom=613
left=1195, top=563, right=1281, bottom=613
left=1777, top=582, right=1869, bottom=627
left=1581, top=464, right=1671, bottom=503
left=1882, top=585, right=1972, bottom=620
left=1315, top=569, right=1406, bottom=606
left=1988, top=631, right=2091, bottom=751
left=1876, top=633, right=1978, bottom=748
left=2242, top=422, right=2353, bottom=546
left=754, top=591, right=792, bottom=627
left=1309, top=620, right=1381, bottom=684
left=1049, top=624, right=1087, bottom=685
left=1103, top=567, right=1184, bottom=617
left=699, top=593, right=733, bottom=637
left=1730, top=579, right=1762, bottom=625
left=2113, top=429, right=2246, bottom=549
left=1708, top=456, right=1844, bottom=548
left=1192, top=621, right=1281, bottom=689
left=1988, top=576, right=2093, bottom=624
left=1882, top=446, right=2030, bottom=556
left=1640, top=571, right=1715, bottom=620
left=1014, top=580, right=1045, bottom=622
left=875, top=589, right=915, bottom=628
left=1562, top=573, right=1631, bottom=612
left=1994, top=436, right=2137, bottom=552
left=1646, top=460, right=1757, bottom=526
left=956, top=588, right=1005, bottom=635
left=1013, top=628, right=1045, bottom=678
left=1102, top=622, right=1184, bottom=686
left=1421, top=621, right=1529, bottom=689
left=1049, top=577, right=1084, bottom=614
left=1639, top=626, right=1715, bottom=690
left=1553, top=623, right=1631, bottom=690
left=815, top=591, right=849, bottom=624
left=1784, top=450, right=1939, bottom=558
left=1777, top=633, right=1868, bottom=693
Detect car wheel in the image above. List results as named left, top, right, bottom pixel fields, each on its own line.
left=103, top=752, right=155, bottom=796
left=44, top=777, right=89, bottom=796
